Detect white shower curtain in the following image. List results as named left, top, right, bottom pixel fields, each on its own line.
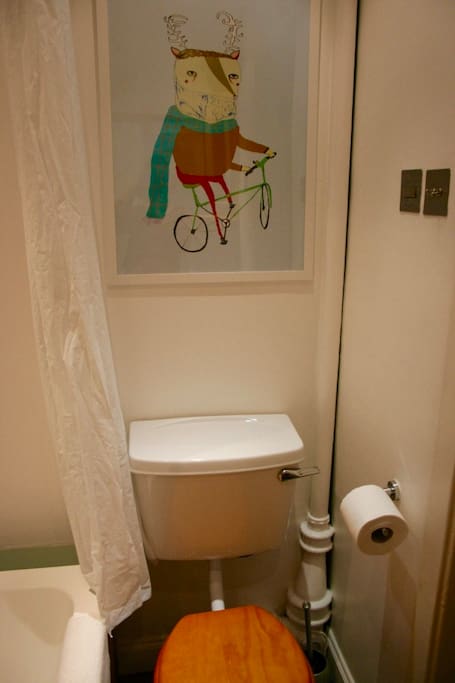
left=1, top=0, right=151, bottom=632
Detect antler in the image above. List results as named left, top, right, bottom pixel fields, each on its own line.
left=164, top=15, right=189, bottom=51
left=217, top=11, right=244, bottom=54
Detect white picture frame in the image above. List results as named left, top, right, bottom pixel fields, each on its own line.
left=95, top=0, right=323, bottom=285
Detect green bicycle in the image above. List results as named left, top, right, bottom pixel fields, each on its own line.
left=173, top=155, right=274, bottom=253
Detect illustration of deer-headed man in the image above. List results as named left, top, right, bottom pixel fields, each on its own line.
left=146, top=12, right=275, bottom=243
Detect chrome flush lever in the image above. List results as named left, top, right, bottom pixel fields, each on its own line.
left=277, top=466, right=320, bottom=482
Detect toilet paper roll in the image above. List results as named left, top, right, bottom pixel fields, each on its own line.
left=340, top=484, right=408, bottom=555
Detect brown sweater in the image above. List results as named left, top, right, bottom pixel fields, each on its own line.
left=173, top=126, right=267, bottom=176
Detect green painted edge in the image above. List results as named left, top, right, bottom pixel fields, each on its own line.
left=0, top=545, right=78, bottom=571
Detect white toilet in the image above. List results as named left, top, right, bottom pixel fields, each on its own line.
left=128, top=414, right=315, bottom=682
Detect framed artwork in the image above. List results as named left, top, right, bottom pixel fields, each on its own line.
left=96, top=0, right=319, bottom=284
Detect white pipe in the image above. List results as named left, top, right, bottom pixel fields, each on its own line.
left=209, top=559, right=225, bottom=611
left=312, top=0, right=357, bottom=521
left=286, top=0, right=358, bottom=630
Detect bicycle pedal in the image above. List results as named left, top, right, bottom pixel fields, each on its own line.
left=220, top=239, right=228, bottom=245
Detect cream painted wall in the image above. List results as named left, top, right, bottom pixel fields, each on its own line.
left=331, top=1, right=455, bottom=682
left=107, top=288, right=317, bottom=431
left=0, top=58, right=72, bottom=548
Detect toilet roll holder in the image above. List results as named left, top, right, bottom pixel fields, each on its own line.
left=383, top=479, right=400, bottom=501
left=279, top=471, right=402, bottom=504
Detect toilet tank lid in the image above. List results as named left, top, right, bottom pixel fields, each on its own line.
left=128, top=414, right=304, bottom=475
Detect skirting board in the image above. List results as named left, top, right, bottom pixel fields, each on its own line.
left=328, top=629, right=356, bottom=683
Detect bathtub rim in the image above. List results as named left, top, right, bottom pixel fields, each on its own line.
left=0, top=563, right=102, bottom=621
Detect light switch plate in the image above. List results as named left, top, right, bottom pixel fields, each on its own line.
left=423, top=168, right=450, bottom=216
left=400, top=169, right=422, bottom=213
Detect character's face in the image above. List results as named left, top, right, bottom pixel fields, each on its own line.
left=172, top=49, right=241, bottom=123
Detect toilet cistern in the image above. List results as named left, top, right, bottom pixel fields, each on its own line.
left=128, top=414, right=315, bottom=562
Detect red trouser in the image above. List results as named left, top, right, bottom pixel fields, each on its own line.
left=176, top=167, right=233, bottom=240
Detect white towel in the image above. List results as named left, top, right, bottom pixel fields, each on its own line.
left=57, top=613, right=110, bottom=683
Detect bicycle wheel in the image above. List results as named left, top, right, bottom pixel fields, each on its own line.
left=259, top=183, right=271, bottom=229
left=174, top=215, right=208, bottom=252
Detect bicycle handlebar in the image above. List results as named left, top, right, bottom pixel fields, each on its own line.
left=244, top=152, right=277, bottom=176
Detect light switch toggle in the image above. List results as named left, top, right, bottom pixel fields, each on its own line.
left=425, top=187, right=444, bottom=198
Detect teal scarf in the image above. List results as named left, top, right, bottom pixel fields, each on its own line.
left=146, top=106, right=237, bottom=218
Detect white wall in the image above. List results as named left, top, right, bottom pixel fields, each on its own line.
left=330, top=1, right=455, bottom=681
left=0, top=57, right=72, bottom=549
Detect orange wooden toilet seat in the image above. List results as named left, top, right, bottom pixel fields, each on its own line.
left=154, top=605, right=315, bottom=682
